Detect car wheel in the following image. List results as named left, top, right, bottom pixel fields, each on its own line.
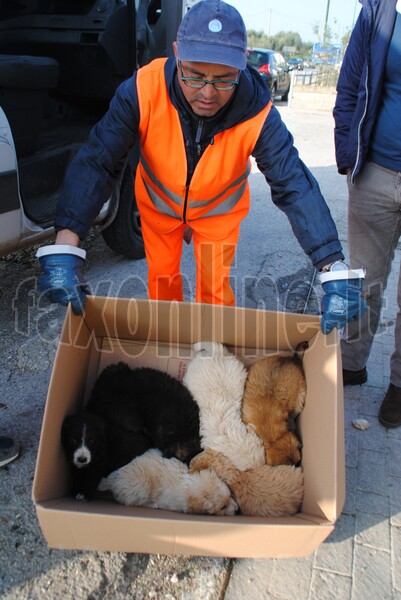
left=101, top=163, right=145, bottom=259
left=281, top=86, right=290, bottom=102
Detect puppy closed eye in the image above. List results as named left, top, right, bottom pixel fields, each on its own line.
left=219, top=501, right=238, bottom=515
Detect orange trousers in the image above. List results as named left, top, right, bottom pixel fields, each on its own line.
left=140, top=219, right=240, bottom=305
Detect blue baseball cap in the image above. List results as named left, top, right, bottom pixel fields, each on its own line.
left=177, top=0, right=247, bottom=70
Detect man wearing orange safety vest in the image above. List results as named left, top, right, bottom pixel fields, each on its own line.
left=37, top=0, right=366, bottom=334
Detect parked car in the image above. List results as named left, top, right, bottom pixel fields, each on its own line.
left=0, top=0, right=194, bottom=259
left=246, top=48, right=291, bottom=101
left=287, top=57, right=304, bottom=71
left=303, top=56, right=316, bottom=69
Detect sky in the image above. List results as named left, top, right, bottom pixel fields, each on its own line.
left=227, top=0, right=361, bottom=43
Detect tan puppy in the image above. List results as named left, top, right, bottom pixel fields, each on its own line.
left=98, top=449, right=238, bottom=516
left=183, top=341, right=265, bottom=471
left=190, top=448, right=304, bottom=517
left=241, top=342, right=308, bottom=466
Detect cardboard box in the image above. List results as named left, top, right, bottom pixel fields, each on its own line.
left=33, top=296, right=345, bottom=558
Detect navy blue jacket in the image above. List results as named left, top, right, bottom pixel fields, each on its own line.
left=333, top=0, right=397, bottom=178
left=56, top=56, right=343, bottom=269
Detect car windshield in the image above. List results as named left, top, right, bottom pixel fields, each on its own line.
left=247, top=52, right=267, bottom=68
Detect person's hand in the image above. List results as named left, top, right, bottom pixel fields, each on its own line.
left=320, top=263, right=366, bottom=334
left=36, top=245, right=89, bottom=315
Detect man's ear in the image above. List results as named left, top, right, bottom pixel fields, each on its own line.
left=172, top=41, right=178, bottom=59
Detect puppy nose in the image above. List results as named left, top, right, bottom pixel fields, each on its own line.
left=77, top=456, right=88, bottom=464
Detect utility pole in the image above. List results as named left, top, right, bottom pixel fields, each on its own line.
left=324, top=0, right=331, bottom=43
left=267, top=8, right=272, bottom=36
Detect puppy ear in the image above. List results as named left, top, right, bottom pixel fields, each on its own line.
left=85, top=413, right=106, bottom=435
left=61, top=415, right=74, bottom=439
left=293, top=341, right=309, bottom=363
left=60, top=415, right=79, bottom=455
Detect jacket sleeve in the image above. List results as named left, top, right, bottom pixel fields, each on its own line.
left=252, top=105, right=343, bottom=271
left=333, top=9, right=367, bottom=174
left=55, top=74, right=140, bottom=238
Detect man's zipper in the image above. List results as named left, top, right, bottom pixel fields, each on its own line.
left=352, top=65, right=369, bottom=183
left=183, top=119, right=204, bottom=222
left=195, top=119, right=204, bottom=156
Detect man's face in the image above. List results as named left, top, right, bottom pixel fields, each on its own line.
left=173, top=43, right=239, bottom=117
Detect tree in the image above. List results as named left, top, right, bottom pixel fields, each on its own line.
left=340, top=28, right=352, bottom=55
left=247, top=29, right=312, bottom=56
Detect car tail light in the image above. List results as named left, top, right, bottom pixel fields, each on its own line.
left=258, top=63, right=271, bottom=75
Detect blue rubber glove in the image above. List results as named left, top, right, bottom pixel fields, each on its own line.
left=36, top=245, right=89, bottom=315
left=320, top=266, right=366, bottom=334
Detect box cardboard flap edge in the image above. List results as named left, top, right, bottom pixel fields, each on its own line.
left=35, top=501, right=335, bottom=558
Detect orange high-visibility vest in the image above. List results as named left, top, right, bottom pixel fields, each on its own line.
left=135, top=58, right=272, bottom=240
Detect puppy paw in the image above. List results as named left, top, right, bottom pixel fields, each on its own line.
left=266, top=432, right=303, bottom=466
left=288, top=433, right=303, bottom=466
left=75, top=493, right=87, bottom=502
left=246, top=422, right=258, bottom=434
left=189, top=451, right=212, bottom=472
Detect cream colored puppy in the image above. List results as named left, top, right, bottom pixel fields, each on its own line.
left=183, top=341, right=265, bottom=470
left=190, top=448, right=304, bottom=517
left=98, top=449, right=238, bottom=516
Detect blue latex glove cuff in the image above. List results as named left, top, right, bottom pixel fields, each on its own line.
left=37, top=246, right=89, bottom=315
left=320, top=270, right=366, bottom=334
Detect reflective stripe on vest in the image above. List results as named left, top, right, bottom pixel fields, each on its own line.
left=136, top=58, right=272, bottom=223
left=140, top=150, right=251, bottom=219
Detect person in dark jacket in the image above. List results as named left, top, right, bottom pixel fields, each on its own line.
left=37, top=0, right=365, bottom=334
left=333, top=0, right=401, bottom=427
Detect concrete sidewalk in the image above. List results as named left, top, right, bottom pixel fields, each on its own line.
left=1, top=104, right=400, bottom=599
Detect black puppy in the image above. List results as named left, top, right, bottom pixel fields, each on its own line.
left=61, top=412, right=152, bottom=500
left=86, top=362, right=202, bottom=463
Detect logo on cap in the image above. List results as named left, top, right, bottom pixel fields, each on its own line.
left=208, top=19, right=222, bottom=33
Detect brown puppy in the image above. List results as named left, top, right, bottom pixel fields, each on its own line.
left=241, top=342, right=308, bottom=466
left=190, top=448, right=303, bottom=517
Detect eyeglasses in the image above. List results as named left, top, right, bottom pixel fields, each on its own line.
left=178, top=60, right=240, bottom=91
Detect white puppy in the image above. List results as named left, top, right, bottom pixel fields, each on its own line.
left=98, top=449, right=238, bottom=516
left=183, top=342, right=265, bottom=470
